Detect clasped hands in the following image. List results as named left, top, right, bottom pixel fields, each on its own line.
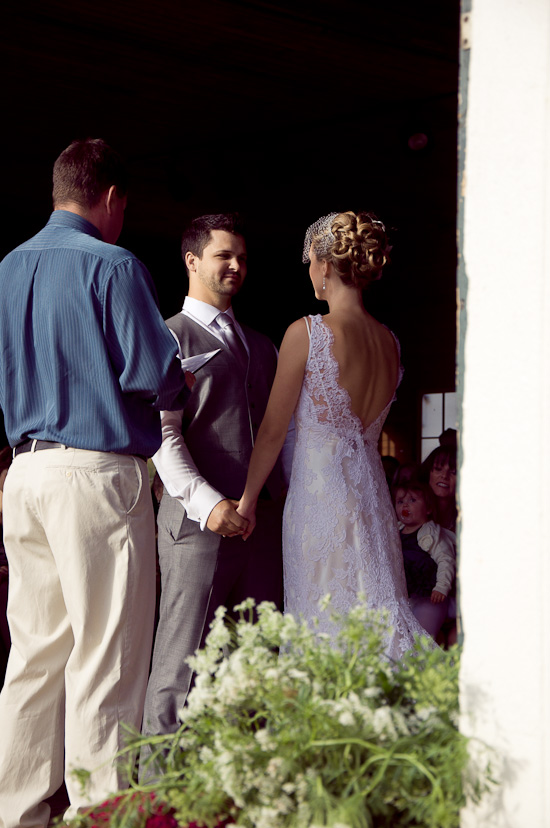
left=206, top=497, right=257, bottom=541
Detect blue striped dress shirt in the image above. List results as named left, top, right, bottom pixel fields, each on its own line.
left=0, top=210, right=188, bottom=457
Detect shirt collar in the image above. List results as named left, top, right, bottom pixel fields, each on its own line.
left=183, top=296, right=237, bottom=328
left=47, top=210, right=103, bottom=241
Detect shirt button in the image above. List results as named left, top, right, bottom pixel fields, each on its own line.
left=66, top=471, right=72, bottom=478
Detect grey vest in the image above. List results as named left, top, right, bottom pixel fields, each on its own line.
left=166, top=312, right=283, bottom=499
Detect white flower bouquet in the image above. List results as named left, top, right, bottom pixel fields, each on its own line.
left=72, top=598, right=493, bottom=828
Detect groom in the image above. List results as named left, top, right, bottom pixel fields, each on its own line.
left=142, top=213, right=286, bottom=749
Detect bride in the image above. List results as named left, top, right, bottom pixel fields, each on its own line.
left=237, top=211, right=429, bottom=657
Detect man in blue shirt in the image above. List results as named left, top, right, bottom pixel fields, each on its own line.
left=0, top=138, right=192, bottom=827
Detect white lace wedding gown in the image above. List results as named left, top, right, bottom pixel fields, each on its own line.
left=282, top=315, right=429, bottom=658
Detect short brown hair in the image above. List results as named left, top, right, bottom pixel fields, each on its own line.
left=393, top=478, right=436, bottom=518
left=52, top=138, right=128, bottom=209
left=181, top=213, right=246, bottom=269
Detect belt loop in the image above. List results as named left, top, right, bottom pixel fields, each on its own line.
left=30, top=438, right=38, bottom=454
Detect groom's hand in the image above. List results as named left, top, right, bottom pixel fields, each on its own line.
left=206, top=499, right=249, bottom=537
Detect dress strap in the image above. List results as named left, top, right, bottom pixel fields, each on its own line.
left=307, top=315, right=336, bottom=428
left=303, top=316, right=312, bottom=340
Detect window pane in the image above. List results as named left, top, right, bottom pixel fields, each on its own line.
left=422, top=394, right=443, bottom=438
left=444, top=392, right=457, bottom=430
left=421, top=437, right=440, bottom=462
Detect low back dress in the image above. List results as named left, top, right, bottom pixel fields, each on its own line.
left=282, top=314, right=430, bottom=658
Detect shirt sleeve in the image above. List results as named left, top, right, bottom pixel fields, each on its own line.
left=430, top=528, right=456, bottom=596
left=152, top=409, right=225, bottom=530
left=102, top=257, right=190, bottom=411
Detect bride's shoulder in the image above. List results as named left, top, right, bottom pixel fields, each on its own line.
left=279, top=317, right=312, bottom=359
left=285, top=315, right=322, bottom=338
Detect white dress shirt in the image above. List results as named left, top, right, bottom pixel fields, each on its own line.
left=153, top=296, right=294, bottom=529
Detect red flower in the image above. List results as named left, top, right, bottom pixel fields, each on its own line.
left=145, top=815, right=179, bottom=828
left=77, top=790, right=231, bottom=828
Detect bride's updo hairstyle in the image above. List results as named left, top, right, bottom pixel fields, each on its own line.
left=302, top=210, right=390, bottom=289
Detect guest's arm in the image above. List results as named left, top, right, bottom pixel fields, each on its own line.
left=428, top=527, right=456, bottom=598
left=237, top=319, right=309, bottom=539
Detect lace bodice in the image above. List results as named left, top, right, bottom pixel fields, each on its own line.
left=282, top=314, right=429, bottom=659
left=296, top=314, right=401, bottom=445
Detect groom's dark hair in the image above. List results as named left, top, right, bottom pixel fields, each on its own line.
left=181, top=213, right=246, bottom=271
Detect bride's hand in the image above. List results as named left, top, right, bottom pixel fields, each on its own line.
left=236, top=498, right=257, bottom=541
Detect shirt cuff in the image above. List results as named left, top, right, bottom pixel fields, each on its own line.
left=186, top=482, right=225, bottom=531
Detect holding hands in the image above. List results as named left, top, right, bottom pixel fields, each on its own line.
left=236, top=497, right=257, bottom=541
left=207, top=498, right=249, bottom=538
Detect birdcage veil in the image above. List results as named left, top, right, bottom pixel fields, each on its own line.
left=302, top=212, right=339, bottom=263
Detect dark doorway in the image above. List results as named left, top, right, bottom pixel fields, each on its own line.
left=2, top=0, right=459, bottom=458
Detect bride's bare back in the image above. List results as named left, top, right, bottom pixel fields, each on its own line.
left=322, top=309, right=400, bottom=430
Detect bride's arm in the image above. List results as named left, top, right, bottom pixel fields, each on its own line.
left=238, top=319, right=309, bottom=539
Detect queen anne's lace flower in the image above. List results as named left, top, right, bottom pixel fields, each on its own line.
left=73, top=598, right=485, bottom=828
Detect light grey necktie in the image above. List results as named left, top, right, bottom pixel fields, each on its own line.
left=217, top=313, right=249, bottom=371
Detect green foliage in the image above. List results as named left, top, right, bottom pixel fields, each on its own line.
left=70, top=599, right=494, bottom=828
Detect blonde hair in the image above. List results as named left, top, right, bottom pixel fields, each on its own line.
left=328, top=211, right=390, bottom=288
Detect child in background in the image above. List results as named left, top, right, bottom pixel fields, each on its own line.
left=393, top=479, right=456, bottom=640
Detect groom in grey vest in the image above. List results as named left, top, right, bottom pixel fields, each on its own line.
left=142, top=213, right=286, bottom=749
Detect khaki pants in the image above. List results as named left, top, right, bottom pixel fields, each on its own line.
left=0, top=447, right=156, bottom=828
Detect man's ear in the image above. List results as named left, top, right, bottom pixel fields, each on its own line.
left=185, top=251, right=197, bottom=272
left=105, top=185, right=117, bottom=215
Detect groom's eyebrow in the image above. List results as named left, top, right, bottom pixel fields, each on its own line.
left=214, top=248, right=247, bottom=257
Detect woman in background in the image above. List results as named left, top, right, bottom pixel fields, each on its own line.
left=420, top=444, right=457, bottom=532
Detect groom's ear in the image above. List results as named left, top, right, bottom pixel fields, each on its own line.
left=185, top=251, right=198, bottom=272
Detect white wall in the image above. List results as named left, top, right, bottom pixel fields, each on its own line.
left=460, top=0, right=550, bottom=825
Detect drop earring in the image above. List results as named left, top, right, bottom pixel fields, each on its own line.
left=322, top=276, right=326, bottom=291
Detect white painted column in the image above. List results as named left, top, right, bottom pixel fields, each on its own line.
left=460, top=1, right=550, bottom=825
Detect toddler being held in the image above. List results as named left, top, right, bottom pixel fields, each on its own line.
left=394, top=479, right=456, bottom=640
